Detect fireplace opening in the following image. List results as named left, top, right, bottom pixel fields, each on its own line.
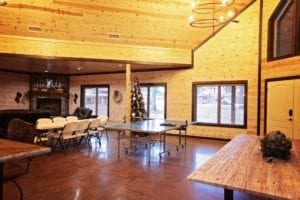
left=37, top=98, right=62, bottom=116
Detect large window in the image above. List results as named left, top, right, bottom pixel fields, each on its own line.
left=140, top=83, right=166, bottom=119
left=268, top=0, right=300, bottom=60
left=192, top=81, right=247, bottom=128
left=81, top=85, right=109, bottom=116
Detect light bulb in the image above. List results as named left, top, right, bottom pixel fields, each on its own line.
left=189, top=15, right=194, bottom=23
left=221, top=0, right=227, bottom=6
left=228, top=10, right=234, bottom=18
left=191, top=1, right=196, bottom=9
left=219, top=15, right=225, bottom=22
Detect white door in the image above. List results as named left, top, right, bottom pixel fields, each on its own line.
left=267, top=80, right=293, bottom=138
left=267, top=79, right=300, bottom=139
left=293, top=80, right=300, bottom=139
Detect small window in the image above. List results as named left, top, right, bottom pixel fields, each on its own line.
left=268, top=0, right=300, bottom=60
left=81, top=85, right=109, bottom=116
left=192, top=81, right=247, bottom=128
left=140, top=83, right=166, bottom=119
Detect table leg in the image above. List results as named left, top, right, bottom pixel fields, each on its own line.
left=224, top=189, right=233, bottom=200
left=163, top=132, right=166, bottom=152
left=0, top=163, right=3, bottom=200
left=179, top=129, right=182, bottom=148
left=159, top=132, right=170, bottom=160
left=117, top=131, right=120, bottom=159
left=148, top=139, right=151, bottom=164
left=184, top=127, right=187, bottom=148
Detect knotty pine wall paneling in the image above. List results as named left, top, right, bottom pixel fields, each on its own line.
left=260, top=0, right=300, bottom=135
left=69, top=73, right=126, bottom=122
left=0, top=72, right=29, bottom=109
left=70, top=1, right=260, bottom=139
left=0, top=36, right=191, bottom=65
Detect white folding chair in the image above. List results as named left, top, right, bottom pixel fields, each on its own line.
left=52, top=121, right=78, bottom=151
left=75, top=120, right=91, bottom=147
left=35, top=118, right=54, bottom=144
left=87, top=119, right=102, bottom=146
left=66, top=116, right=79, bottom=122
left=52, top=117, right=67, bottom=126
left=97, top=116, right=109, bottom=140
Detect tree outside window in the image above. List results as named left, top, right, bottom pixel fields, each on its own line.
left=193, top=81, right=247, bottom=128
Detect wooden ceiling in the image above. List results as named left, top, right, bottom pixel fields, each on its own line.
left=0, top=0, right=254, bottom=74
left=0, top=53, right=191, bottom=75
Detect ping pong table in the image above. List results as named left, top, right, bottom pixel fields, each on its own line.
left=106, top=119, right=187, bottom=163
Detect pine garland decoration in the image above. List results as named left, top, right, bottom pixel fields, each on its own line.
left=260, top=131, right=292, bottom=160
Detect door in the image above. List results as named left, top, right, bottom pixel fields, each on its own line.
left=293, top=80, right=300, bottom=139
left=267, top=79, right=300, bottom=139
left=267, top=80, right=293, bottom=138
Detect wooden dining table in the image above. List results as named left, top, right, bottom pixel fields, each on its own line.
left=187, top=134, right=300, bottom=200
left=0, top=139, right=51, bottom=200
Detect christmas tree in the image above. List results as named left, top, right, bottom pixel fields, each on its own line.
left=131, top=77, right=146, bottom=121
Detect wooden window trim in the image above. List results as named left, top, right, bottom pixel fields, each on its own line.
left=80, top=84, right=110, bottom=117
left=268, top=0, right=300, bottom=61
left=192, top=80, right=248, bottom=129
left=140, top=83, right=167, bottom=119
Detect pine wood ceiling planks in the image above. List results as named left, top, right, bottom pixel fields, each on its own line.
left=0, top=0, right=254, bottom=49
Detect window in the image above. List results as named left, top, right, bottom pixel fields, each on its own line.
left=192, top=81, right=247, bottom=128
left=268, top=0, right=300, bottom=60
left=81, top=85, right=109, bottom=116
left=140, top=83, right=166, bottom=119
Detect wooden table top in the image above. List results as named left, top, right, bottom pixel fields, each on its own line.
left=0, top=139, right=51, bottom=163
left=187, top=134, right=300, bottom=200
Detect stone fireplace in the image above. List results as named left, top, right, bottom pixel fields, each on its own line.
left=37, top=98, right=62, bottom=116
left=30, top=94, right=69, bottom=116
left=29, top=74, right=69, bottom=116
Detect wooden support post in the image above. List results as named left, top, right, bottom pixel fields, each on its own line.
left=125, top=63, right=131, bottom=123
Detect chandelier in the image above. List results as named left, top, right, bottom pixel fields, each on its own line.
left=189, top=0, right=237, bottom=28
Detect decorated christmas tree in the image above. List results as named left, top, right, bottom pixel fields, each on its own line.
left=131, top=77, right=146, bottom=121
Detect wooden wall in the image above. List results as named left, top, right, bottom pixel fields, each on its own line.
left=0, top=71, right=29, bottom=109
left=0, top=35, right=191, bottom=65
left=260, top=0, right=300, bottom=135
left=70, top=0, right=260, bottom=139
left=70, top=74, right=126, bottom=122
left=3, top=0, right=298, bottom=139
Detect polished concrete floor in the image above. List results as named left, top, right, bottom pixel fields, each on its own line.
left=4, top=132, right=267, bottom=200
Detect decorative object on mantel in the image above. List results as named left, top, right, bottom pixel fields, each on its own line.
left=260, top=131, right=292, bottom=160
left=30, top=75, right=68, bottom=94
left=20, top=91, right=29, bottom=105
left=113, top=90, right=122, bottom=104
left=73, top=93, right=78, bottom=104
left=15, top=92, right=22, bottom=104
left=188, top=0, right=238, bottom=30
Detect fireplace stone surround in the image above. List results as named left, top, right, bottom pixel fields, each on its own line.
left=29, top=74, right=69, bottom=116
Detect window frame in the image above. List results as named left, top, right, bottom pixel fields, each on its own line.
left=192, top=80, right=248, bottom=129
left=80, top=84, right=110, bottom=117
left=268, top=0, right=300, bottom=61
left=140, top=83, right=167, bottom=119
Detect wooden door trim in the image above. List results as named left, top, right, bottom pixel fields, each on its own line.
left=264, top=76, right=300, bottom=135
